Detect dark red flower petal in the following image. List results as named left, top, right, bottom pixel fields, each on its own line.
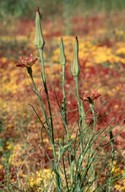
left=16, top=63, right=25, bottom=67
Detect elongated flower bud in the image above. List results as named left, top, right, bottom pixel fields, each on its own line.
left=34, top=9, right=45, bottom=49
left=71, top=37, right=80, bottom=77
left=59, top=38, right=66, bottom=65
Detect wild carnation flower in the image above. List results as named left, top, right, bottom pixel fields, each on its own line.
left=82, top=89, right=101, bottom=102
left=16, top=54, right=38, bottom=68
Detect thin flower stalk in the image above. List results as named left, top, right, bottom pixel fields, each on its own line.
left=16, top=55, right=50, bottom=132
left=35, top=9, right=54, bottom=145
left=59, top=38, right=70, bottom=137
left=82, top=90, right=102, bottom=190
left=29, top=72, right=50, bottom=129
left=59, top=38, right=76, bottom=185
left=71, top=37, right=86, bottom=151
left=71, top=38, right=97, bottom=191
left=88, top=99, right=97, bottom=190
left=106, top=131, right=115, bottom=191
left=86, top=95, right=101, bottom=190
left=38, top=49, right=55, bottom=145
left=34, top=8, right=54, bottom=144
left=34, top=8, right=61, bottom=191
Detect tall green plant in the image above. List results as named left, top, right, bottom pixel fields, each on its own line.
left=15, top=7, right=124, bottom=192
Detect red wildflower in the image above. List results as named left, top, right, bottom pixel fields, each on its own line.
left=16, top=54, right=38, bottom=68
left=82, top=89, right=101, bottom=102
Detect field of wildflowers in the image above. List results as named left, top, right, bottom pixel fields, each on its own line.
left=1, top=4, right=125, bottom=192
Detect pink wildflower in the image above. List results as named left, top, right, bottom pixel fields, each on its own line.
left=82, top=89, right=101, bottom=102
left=16, top=54, right=38, bottom=68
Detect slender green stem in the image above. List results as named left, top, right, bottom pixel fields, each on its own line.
left=88, top=101, right=97, bottom=190
left=38, top=49, right=54, bottom=144
left=74, top=76, right=86, bottom=151
left=30, top=74, right=49, bottom=128
left=62, top=65, right=66, bottom=99
left=38, top=49, right=62, bottom=191
left=62, top=147, right=69, bottom=191
left=90, top=102, right=97, bottom=129
left=61, top=65, right=70, bottom=137
left=106, top=130, right=115, bottom=191
left=75, top=77, right=86, bottom=121
left=38, top=49, right=46, bottom=82
left=61, top=65, right=75, bottom=184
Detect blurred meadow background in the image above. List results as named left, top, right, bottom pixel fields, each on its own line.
left=1, top=0, right=125, bottom=191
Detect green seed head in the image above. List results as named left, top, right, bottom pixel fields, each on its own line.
left=34, top=9, right=45, bottom=49
left=59, top=38, right=66, bottom=65
left=71, top=37, right=80, bottom=77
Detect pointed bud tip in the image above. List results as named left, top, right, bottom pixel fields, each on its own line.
left=75, top=36, right=78, bottom=45
left=37, top=6, right=40, bottom=12
left=71, top=36, right=80, bottom=77
left=37, top=7, right=42, bottom=19
left=59, top=37, right=66, bottom=65
left=34, top=8, right=44, bottom=49
left=60, top=37, right=63, bottom=44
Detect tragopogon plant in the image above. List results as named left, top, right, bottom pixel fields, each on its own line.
left=16, top=7, right=122, bottom=192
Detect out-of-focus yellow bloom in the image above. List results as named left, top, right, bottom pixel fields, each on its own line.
left=8, top=143, right=24, bottom=166
left=110, top=160, right=125, bottom=191
left=116, top=47, right=125, bottom=55
left=6, top=141, right=14, bottom=150
left=93, top=47, right=112, bottom=64
left=28, top=169, right=55, bottom=190
left=114, top=179, right=125, bottom=191
left=0, top=164, right=3, bottom=169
